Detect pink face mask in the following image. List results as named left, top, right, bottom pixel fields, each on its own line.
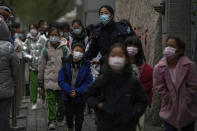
left=127, top=47, right=138, bottom=56
left=163, top=46, right=176, bottom=59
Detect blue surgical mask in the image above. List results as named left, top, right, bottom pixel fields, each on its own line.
left=73, top=29, right=82, bottom=35
left=127, top=27, right=131, bottom=34
left=100, top=14, right=111, bottom=25
left=49, top=36, right=60, bottom=44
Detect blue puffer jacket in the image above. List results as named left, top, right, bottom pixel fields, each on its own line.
left=58, top=57, right=93, bottom=103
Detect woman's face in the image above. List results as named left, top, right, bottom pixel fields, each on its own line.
left=72, top=22, right=82, bottom=30
left=99, top=8, right=113, bottom=20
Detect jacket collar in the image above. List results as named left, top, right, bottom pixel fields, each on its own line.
left=158, top=56, right=192, bottom=68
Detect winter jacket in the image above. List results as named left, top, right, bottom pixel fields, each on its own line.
left=84, top=21, right=129, bottom=63
left=38, top=40, right=70, bottom=91
left=0, top=18, right=19, bottom=98
left=58, top=56, right=93, bottom=103
left=153, top=56, right=197, bottom=128
left=139, top=63, right=153, bottom=107
left=85, top=74, right=148, bottom=131
left=69, top=29, right=88, bottom=49
left=24, top=33, right=44, bottom=71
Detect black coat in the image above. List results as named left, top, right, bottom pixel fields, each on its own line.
left=84, top=21, right=129, bottom=63
left=85, top=74, right=148, bottom=131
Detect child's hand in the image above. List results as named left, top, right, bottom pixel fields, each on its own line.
left=97, top=102, right=103, bottom=110
left=70, top=90, right=76, bottom=98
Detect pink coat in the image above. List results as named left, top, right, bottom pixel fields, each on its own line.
left=153, top=56, right=197, bottom=128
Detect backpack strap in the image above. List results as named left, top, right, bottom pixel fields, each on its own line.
left=42, top=47, right=48, bottom=61
left=62, top=45, right=68, bottom=57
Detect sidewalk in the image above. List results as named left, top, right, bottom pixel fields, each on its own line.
left=13, top=97, right=196, bottom=131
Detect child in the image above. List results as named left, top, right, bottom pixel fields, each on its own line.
left=85, top=44, right=148, bottom=131
left=124, top=36, right=153, bottom=107
left=58, top=44, right=93, bottom=131
left=154, top=36, right=197, bottom=131
left=38, top=27, right=70, bottom=130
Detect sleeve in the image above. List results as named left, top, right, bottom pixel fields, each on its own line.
left=132, top=80, right=148, bottom=120
left=38, top=51, right=46, bottom=83
left=58, top=66, right=73, bottom=95
left=75, top=64, right=93, bottom=96
left=153, top=65, right=169, bottom=100
left=84, top=38, right=100, bottom=61
left=186, top=62, right=197, bottom=97
left=10, top=47, right=20, bottom=86
left=84, top=77, right=103, bottom=108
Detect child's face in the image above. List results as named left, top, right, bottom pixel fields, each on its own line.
left=108, top=47, right=127, bottom=72
left=109, top=47, right=126, bottom=58
left=72, top=46, right=84, bottom=54
left=72, top=46, right=84, bottom=62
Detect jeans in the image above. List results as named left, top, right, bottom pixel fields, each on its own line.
left=0, top=98, right=12, bottom=131
left=164, top=121, right=195, bottom=131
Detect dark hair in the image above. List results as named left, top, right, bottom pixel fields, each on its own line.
left=72, top=44, right=85, bottom=52
left=28, top=24, right=37, bottom=31
left=101, top=44, right=132, bottom=77
left=124, top=36, right=146, bottom=66
left=61, top=22, right=70, bottom=31
left=166, top=36, right=185, bottom=53
left=12, top=22, right=20, bottom=29
left=86, top=24, right=95, bottom=37
left=99, top=5, right=114, bottom=18
left=119, top=19, right=136, bottom=36
left=38, top=20, right=46, bottom=28
left=72, top=19, right=83, bottom=27
left=48, top=27, right=60, bottom=36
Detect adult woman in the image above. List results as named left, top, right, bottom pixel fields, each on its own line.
left=154, top=36, right=197, bottom=131
left=84, top=5, right=130, bottom=64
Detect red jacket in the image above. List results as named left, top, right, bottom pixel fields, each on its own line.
left=139, top=63, right=153, bottom=107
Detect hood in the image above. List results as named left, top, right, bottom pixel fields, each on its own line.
left=0, top=18, right=9, bottom=41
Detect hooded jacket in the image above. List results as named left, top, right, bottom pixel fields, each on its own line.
left=0, top=18, right=19, bottom=98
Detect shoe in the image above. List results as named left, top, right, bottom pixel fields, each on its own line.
left=57, top=120, right=66, bottom=127
left=48, top=122, right=56, bottom=130
left=31, top=104, right=37, bottom=110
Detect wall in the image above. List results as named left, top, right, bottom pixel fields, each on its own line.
left=115, top=0, right=162, bottom=66
left=115, top=0, right=163, bottom=126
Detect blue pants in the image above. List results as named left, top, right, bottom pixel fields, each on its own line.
left=164, top=121, right=195, bottom=131
left=0, top=98, right=12, bottom=131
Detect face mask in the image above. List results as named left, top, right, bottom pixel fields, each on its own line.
left=63, top=32, right=70, bottom=39
left=73, top=29, right=82, bottom=35
left=127, top=27, right=131, bottom=34
left=73, top=51, right=84, bottom=62
left=30, top=29, right=37, bottom=36
left=109, top=57, right=126, bottom=71
left=163, top=46, right=176, bottom=59
left=100, top=14, right=111, bottom=25
left=49, top=36, right=60, bottom=44
left=0, top=15, right=4, bottom=20
left=127, top=47, right=138, bottom=56
left=60, top=32, right=63, bottom=37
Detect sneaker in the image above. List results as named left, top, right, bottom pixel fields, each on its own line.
left=57, top=120, right=66, bottom=127
left=31, top=104, right=37, bottom=110
left=48, top=122, right=56, bottom=130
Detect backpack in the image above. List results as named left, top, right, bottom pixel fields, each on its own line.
left=42, top=43, right=68, bottom=61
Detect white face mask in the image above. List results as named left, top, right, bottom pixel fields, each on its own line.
left=127, top=47, right=138, bottom=56
left=163, top=46, right=176, bottom=59
left=73, top=51, right=84, bottom=62
left=108, top=57, right=126, bottom=71
left=30, top=29, right=37, bottom=37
